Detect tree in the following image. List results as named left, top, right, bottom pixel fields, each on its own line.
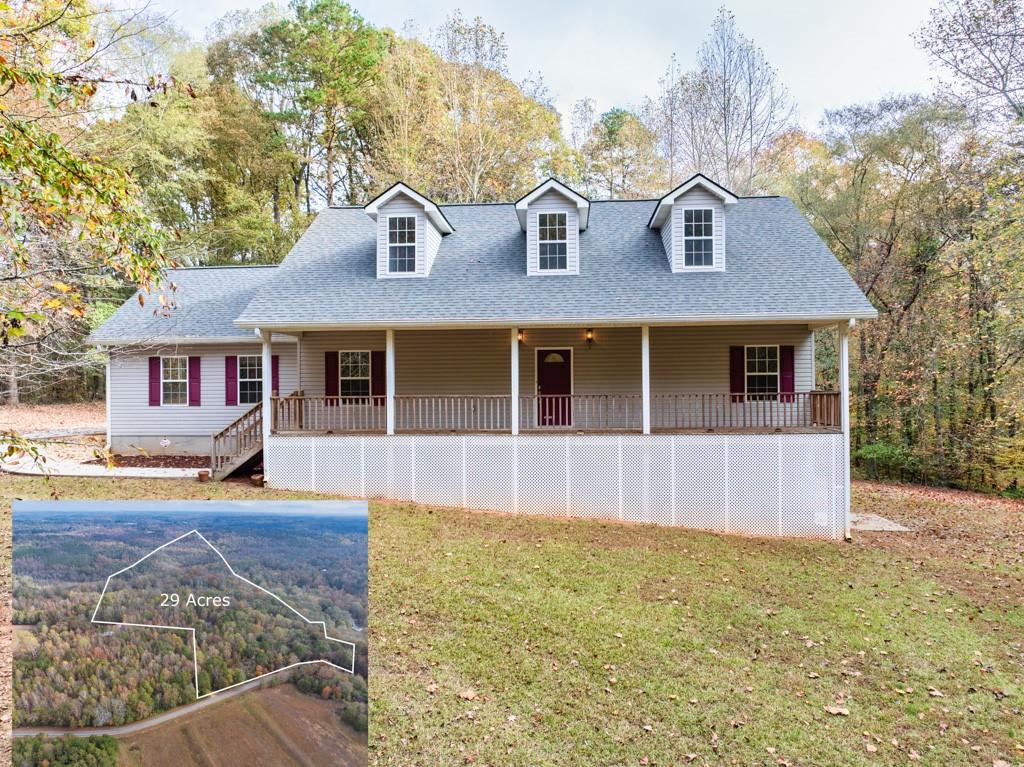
left=575, top=107, right=664, bottom=199
left=1, top=0, right=174, bottom=408
left=916, top=0, right=1024, bottom=123
left=646, top=7, right=793, bottom=194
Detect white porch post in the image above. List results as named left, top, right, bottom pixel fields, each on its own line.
left=259, top=328, right=272, bottom=447
left=104, top=348, right=112, bottom=450
left=385, top=329, right=395, bottom=435
left=510, top=328, right=520, bottom=435
left=839, top=319, right=853, bottom=539
left=295, top=333, right=303, bottom=392
left=641, top=325, right=651, bottom=435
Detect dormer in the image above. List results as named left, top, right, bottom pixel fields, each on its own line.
left=648, top=174, right=738, bottom=273
left=365, top=182, right=454, bottom=279
left=515, top=179, right=590, bottom=276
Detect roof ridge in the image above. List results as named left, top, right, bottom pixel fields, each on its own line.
left=169, top=264, right=279, bottom=271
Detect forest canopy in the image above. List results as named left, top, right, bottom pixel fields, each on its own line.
left=2, top=0, right=1023, bottom=492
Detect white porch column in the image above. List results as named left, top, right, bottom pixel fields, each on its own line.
left=295, top=333, right=303, bottom=392
left=641, top=325, right=651, bottom=435
left=104, top=348, right=112, bottom=450
left=510, top=328, right=520, bottom=435
left=259, top=328, right=272, bottom=446
left=385, top=329, right=395, bottom=435
left=839, top=319, right=853, bottom=539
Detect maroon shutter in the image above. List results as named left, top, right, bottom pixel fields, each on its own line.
left=729, top=346, right=745, bottom=402
left=188, top=356, right=201, bottom=406
left=371, top=350, right=385, bottom=406
left=148, top=357, right=161, bottom=406
left=779, top=345, right=795, bottom=402
left=325, top=351, right=339, bottom=399
left=272, top=355, right=280, bottom=396
left=225, top=356, right=237, bottom=406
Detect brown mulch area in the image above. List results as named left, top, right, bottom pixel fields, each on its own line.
left=0, top=401, right=105, bottom=433
left=84, top=454, right=211, bottom=469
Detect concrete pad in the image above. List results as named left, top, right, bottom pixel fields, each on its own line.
left=850, top=512, right=911, bottom=532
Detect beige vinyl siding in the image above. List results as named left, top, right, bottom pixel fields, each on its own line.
left=376, top=193, right=428, bottom=278
left=650, top=325, right=813, bottom=393
left=292, top=325, right=813, bottom=396
left=297, top=331, right=386, bottom=395
left=671, top=188, right=726, bottom=272
left=526, top=190, right=580, bottom=276
left=108, top=343, right=297, bottom=437
left=518, top=327, right=641, bottom=394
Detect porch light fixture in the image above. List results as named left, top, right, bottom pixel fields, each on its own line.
left=517, top=330, right=525, bottom=343
left=585, top=328, right=594, bottom=348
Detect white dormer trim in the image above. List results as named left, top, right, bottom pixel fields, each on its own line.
left=365, top=182, right=454, bottom=235
left=648, top=173, right=738, bottom=229
left=515, top=178, right=590, bottom=231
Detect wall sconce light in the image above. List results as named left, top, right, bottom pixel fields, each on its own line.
left=517, top=330, right=525, bottom=343
left=585, top=328, right=594, bottom=348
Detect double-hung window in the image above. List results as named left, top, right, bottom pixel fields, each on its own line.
left=161, top=356, right=188, bottom=405
left=339, top=351, right=371, bottom=400
left=388, top=216, right=416, bottom=273
left=238, top=354, right=262, bottom=405
left=683, top=208, right=714, bottom=267
left=745, top=345, right=779, bottom=400
left=538, top=212, right=568, bottom=271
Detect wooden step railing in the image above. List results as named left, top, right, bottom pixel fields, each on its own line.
left=211, top=402, right=263, bottom=474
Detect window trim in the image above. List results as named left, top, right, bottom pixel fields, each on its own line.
left=743, top=344, right=780, bottom=400
left=679, top=205, right=718, bottom=271
left=338, top=349, right=372, bottom=401
left=237, top=354, right=263, bottom=406
left=536, top=210, right=570, bottom=273
left=160, top=355, right=189, bottom=407
left=386, top=214, right=418, bottom=275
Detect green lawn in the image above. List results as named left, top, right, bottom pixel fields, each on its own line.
left=2, top=476, right=1021, bottom=766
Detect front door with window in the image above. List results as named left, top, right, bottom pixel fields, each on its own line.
left=536, top=349, right=572, bottom=426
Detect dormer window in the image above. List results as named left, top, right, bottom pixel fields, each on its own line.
left=388, top=216, right=417, bottom=273
left=683, top=209, right=714, bottom=267
left=365, top=182, right=453, bottom=279
left=649, top=174, right=737, bottom=273
left=538, top=213, right=568, bottom=271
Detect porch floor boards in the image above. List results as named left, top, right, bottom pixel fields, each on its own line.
left=270, top=427, right=841, bottom=436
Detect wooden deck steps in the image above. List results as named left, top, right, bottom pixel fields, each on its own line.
left=211, top=402, right=263, bottom=481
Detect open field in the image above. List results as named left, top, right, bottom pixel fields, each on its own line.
left=2, top=474, right=1022, bottom=765
left=115, top=684, right=365, bottom=767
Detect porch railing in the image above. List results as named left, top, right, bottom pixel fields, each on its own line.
left=270, top=391, right=841, bottom=434
left=651, top=391, right=840, bottom=431
left=212, top=402, right=262, bottom=473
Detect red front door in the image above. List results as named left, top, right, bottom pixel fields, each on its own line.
left=537, top=349, right=572, bottom=426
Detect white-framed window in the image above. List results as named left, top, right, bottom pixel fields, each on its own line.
left=745, top=345, right=779, bottom=400
left=538, top=212, right=568, bottom=271
left=388, top=216, right=416, bottom=273
left=683, top=208, right=714, bottom=267
left=339, top=351, right=371, bottom=399
left=238, top=354, right=262, bottom=405
left=161, top=356, right=188, bottom=405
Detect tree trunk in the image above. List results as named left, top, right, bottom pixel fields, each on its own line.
left=6, top=370, right=19, bottom=406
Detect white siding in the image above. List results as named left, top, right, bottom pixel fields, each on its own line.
left=670, top=188, right=726, bottom=272
left=375, top=193, right=444, bottom=278
left=659, top=214, right=673, bottom=268
left=526, top=190, right=580, bottom=276
left=108, top=342, right=297, bottom=438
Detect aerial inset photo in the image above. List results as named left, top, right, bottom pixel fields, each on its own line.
left=11, top=501, right=368, bottom=767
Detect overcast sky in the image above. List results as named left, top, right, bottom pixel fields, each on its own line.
left=155, top=0, right=939, bottom=130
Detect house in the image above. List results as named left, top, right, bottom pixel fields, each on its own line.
left=89, top=175, right=876, bottom=538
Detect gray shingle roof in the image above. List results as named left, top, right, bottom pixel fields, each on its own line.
left=234, top=196, right=876, bottom=328
left=88, top=266, right=277, bottom=344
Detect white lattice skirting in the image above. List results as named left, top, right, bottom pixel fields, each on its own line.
left=265, top=433, right=847, bottom=539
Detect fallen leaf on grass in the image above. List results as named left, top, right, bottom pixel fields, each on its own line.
left=459, top=688, right=477, bottom=701
left=824, top=706, right=850, bottom=716
left=425, top=682, right=438, bottom=695
left=928, top=687, right=944, bottom=697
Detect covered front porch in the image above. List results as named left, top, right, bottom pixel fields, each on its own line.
left=260, top=324, right=844, bottom=435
